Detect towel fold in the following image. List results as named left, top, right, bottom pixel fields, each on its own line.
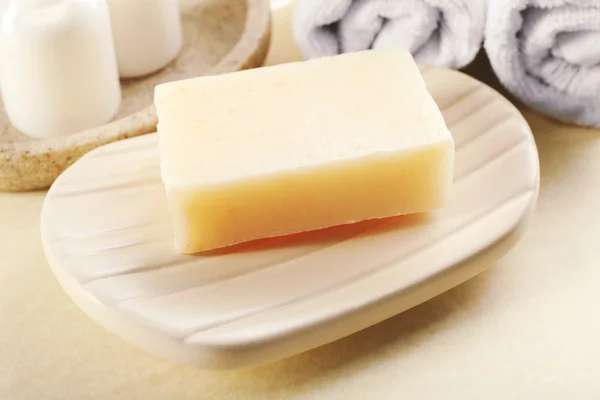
left=485, top=0, right=600, bottom=127
left=292, top=0, right=486, bottom=68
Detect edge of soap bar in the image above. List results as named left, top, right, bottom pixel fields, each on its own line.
left=165, top=139, right=454, bottom=254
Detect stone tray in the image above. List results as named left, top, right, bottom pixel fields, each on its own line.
left=0, top=0, right=271, bottom=191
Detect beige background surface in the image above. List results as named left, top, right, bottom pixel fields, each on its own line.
left=2, top=2, right=600, bottom=399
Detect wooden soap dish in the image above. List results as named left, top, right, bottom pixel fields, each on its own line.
left=41, top=67, right=539, bottom=369
left=0, top=0, right=271, bottom=192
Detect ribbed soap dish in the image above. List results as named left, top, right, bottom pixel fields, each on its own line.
left=41, top=66, right=540, bottom=369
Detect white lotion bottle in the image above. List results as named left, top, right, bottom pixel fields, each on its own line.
left=106, top=0, right=183, bottom=78
left=0, top=0, right=121, bottom=139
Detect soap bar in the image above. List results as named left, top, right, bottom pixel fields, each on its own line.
left=155, top=50, right=454, bottom=254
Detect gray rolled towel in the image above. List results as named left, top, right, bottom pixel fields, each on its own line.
left=292, top=0, right=486, bottom=68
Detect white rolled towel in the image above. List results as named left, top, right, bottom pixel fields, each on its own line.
left=485, top=0, right=600, bottom=127
left=292, top=0, right=486, bottom=68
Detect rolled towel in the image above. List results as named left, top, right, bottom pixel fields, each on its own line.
left=292, top=0, right=486, bottom=68
left=485, top=0, right=600, bottom=127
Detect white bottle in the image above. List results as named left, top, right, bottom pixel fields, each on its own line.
left=0, top=0, right=121, bottom=139
left=106, top=0, right=183, bottom=78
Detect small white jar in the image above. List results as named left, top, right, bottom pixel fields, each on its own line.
left=0, top=0, right=122, bottom=139
left=106, top=0, right=183, bottom=78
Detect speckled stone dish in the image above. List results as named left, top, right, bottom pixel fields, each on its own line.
left=0, top=0, right=271, bottom=192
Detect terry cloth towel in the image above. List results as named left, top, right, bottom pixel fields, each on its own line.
left=292, top=0, right=486, bottom=68
left=485, top=0, right=600, bottom=127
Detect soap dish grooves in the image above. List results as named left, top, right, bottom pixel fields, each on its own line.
left=0, top=0, right=271, bottom=192
left=41, top=67, right=540, bottom=369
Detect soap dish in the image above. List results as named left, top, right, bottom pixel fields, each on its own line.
left=41, top=66, right=540, bottom=370
left=0, top=0, right=270, bottom=192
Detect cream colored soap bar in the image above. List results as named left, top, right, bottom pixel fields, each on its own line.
left=155, top=50, right=454, bottom=254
